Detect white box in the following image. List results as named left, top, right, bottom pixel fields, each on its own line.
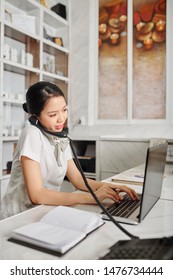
left=12, top=14, right=36, bottom=35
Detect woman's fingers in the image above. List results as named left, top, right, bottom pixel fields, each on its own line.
left=97, top=186, right=124, bottom=202
left=95, top=184, right=139, bottom=204
left=105, top=188, right=121, bottom=202
left=116, top=185, right=139, bottom=200
left=102, top=184, right=139, bottom=201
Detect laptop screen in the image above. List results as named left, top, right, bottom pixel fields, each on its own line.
left=139, top=143, right=168, bottom=222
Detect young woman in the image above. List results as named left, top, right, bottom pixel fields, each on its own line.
left=0, top=81, right=138, bottom=219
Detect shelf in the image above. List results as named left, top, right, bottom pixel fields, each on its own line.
left=4, top=21, right=40, bottom=41
left=0, top=0, right=70, bottom=189
left=42, top=71, right=68, bottom=82
left=2, top=136, right=19, bottom=142
left=43, top=42, right=68, bottom=78
left=3, top=61, right=40, bottom=75
left=43, top=39, right=69, bottom=55
left=5, top=0, right=40, bottom=13
left=4, top=0, right=40, bottom=37
left=43, top=9, right=68, bottom=28
left=2, top=98, right=24, bottom=106
left=4, top=25, right=40, bottom=69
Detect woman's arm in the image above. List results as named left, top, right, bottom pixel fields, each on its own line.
left=66, top=159, right=139, bottom=201
left=21, top=156, right=138, bottom=207
left=21, top=156, right=93, bottom=206
left=21, top=156, right=121, bottom=206
left=66, top=159, right=105, bottom=191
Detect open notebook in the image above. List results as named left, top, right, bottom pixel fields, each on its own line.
left=8, top=206, right=104, bottom=256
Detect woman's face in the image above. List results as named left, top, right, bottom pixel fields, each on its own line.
left=37, top=96, right=68, bottom=132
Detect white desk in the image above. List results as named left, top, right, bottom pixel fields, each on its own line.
left=0, top=164, right=173, bottom=260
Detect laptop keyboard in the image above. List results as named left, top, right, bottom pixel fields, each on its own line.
left=101, top=194, right=142, bottom=218
left=99, top=236, right=173, bottom=259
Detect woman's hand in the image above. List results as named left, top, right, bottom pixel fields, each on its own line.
left=112, top=184, right=139, bottom=201
left=88, top=183, right=139, bottom=204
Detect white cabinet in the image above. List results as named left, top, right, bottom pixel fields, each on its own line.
left=0, top=0, right=70, bottom=197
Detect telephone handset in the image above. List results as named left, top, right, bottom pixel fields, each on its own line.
left=29, top=116, right=68, bottom=138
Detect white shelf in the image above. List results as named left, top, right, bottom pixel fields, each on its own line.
left=2, top=136, right=19, bottom=142
left=43, top=38, right=69, bottom=54
left=5, top=0, right=40, bottom=12
left=3, top=21, right=40, bottom=41
left=43, top=8, right=68, bottom=28
left=3, top=60, right=40, bottom=74
left=42, top=70, right=68, bottom=82
left=0, top=0, right=70, bottom=184
left=2, top=98, right=24, bottom=106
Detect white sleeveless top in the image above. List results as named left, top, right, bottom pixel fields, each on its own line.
left=0, top=125, right=72, bottom=219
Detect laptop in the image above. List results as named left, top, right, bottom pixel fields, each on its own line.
left=101, top=142, right=168, bottom=225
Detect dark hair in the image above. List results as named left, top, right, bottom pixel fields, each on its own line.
left=23, top=81, right=65, bottom=116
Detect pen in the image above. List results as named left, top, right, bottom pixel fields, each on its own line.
left=134, top=175, right=144, bottom=179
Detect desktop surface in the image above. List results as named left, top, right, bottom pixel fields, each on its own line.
left=0, top=164, right=173, bottom=260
